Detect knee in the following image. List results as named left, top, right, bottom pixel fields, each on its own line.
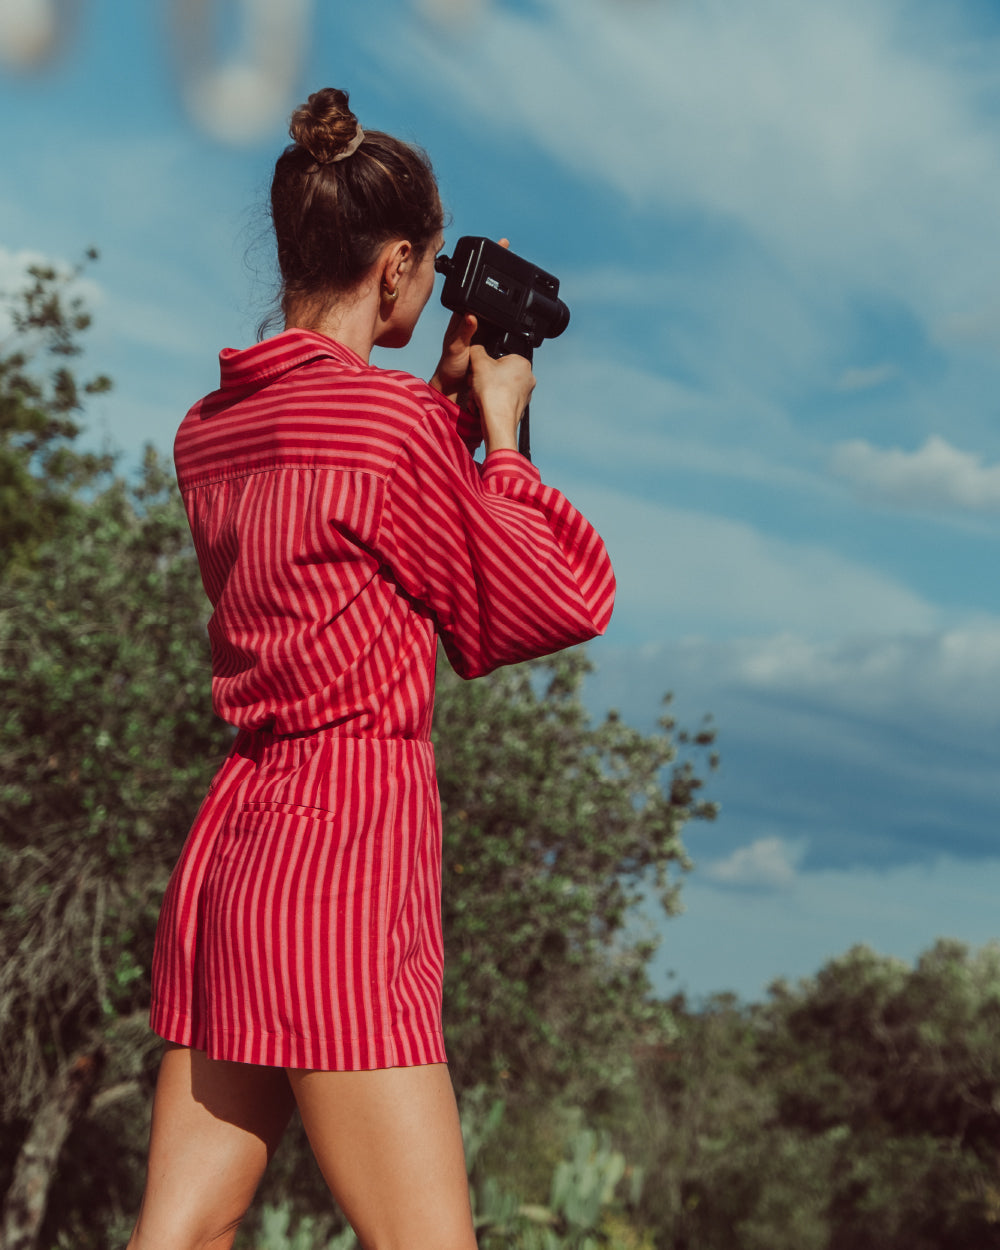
left=357, top=1224, right=478, bottom=1250
left=199, top=1214, right=246, bottom=1249
left=127, top=1210, right=246, bottom=1250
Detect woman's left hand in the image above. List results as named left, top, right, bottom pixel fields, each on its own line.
left=429, top=311, right=478, bottom=406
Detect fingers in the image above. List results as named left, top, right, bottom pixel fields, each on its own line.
left=449, top=311, right=477, bottom=347
left=429, top=313, right=478, bottom=400
left=439, top=311, right=475, bottom=363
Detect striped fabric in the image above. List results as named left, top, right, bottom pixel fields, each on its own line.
left=150, top=329, right=615, bottom=1070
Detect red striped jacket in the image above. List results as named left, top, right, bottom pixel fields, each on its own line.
left=174, top=330, right=614, bottom=738
left=151, top=329, right=615, bottom=1069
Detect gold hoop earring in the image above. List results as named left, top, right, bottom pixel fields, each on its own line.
left=382, top=285, right=399, bottom=303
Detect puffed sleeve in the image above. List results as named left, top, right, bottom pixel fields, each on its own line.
left=377, top=396, right=615, bottom=678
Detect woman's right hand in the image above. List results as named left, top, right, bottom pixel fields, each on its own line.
left=468, top=346, right=536, bottom=455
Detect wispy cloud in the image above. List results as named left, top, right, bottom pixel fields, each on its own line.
left=639, top=623, right=1000, bottom=725
left=655, top=855, right=1000, bottom=1000
left=703, top=836, right=804, bottom=891
left=565, top=481, right=937, bottom=640
left=392, top=0, right=1000, bottom=317
left=385, top=0, right=1000, bottom=510
left=835, top=363, right=898, bottom=393
left=832, top=435, right=1000, bottom=512
left=586, top=624, right=1000, bottom=880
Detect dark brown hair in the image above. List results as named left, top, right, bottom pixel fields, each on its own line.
left=268, top=87, right=443, bottom=327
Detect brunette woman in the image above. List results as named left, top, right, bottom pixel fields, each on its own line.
left=128, top=87, right=614, bottom=1250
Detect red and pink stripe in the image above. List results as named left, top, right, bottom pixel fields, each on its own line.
left=150, top=329, right=614, bottom=1070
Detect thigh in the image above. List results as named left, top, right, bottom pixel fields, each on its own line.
left=288, top=1062, right=476, bottom=1250
left=129, top=1044, right=296, bottom=1250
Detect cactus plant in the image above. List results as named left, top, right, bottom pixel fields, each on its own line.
left=549, top=1128, right=628, bottom=1235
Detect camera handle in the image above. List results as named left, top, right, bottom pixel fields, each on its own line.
left=518, top=406, right=531, bottom=462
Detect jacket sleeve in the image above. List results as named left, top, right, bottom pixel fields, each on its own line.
left=377, top=396, right=615, bottom=678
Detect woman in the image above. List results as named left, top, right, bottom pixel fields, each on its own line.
left=128, top=87, right=614, bottom=1250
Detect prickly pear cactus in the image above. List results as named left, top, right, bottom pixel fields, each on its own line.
left=549, top=1128, right=627, bottom=1232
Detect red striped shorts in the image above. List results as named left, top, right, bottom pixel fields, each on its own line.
left=150, top=729, right=447, bottom=1070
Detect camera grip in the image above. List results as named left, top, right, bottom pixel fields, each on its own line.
left=472, top=325, right=534, bottom=365
left=518, top=407, right=531, bottom=461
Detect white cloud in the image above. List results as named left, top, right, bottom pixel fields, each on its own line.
left=586, top=624, right=1000, bottom=891
left=832, top=435, right=1000, bottom=512
left=564, top=481, right=936, bottom=640
left=381, top=0, right=1000, bottom=525
left=703, top=836, right=804, bottom=891
left=392, top=0, right=1000, bottom=320
left=653, top=855, right=1000, bottom=1001
left=537, top=350, right=817, bottom=489
left=0, top=245, right=50, bottom=289
left=630, top=623, right=1000, bottom=727
left=416, top=0, right=487, bottom=25
left=835, top=363, right=898, bottom=393
left=562, top=252, right=839, bottom=409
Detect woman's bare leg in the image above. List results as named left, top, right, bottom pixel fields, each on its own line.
left=127, top=1043, right=296, bottom=1250
left=288, top=1063, right=477, bottom=1250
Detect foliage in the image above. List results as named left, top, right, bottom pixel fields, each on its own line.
left=0, top=249, right=112, bottom=573
left=247, top=1204, right=356, bottom=1250
left=757, top=941, right=1000, bottom=1249
left=0, top=450, right=233, bottom=1122
left=471, top=1117, right=644, bottom=1250
left=0, top=255, right=230, bottom=1135
left=626, top=941, right=1000, bottom=1249
left=434, top=654, right=718, bottom=1093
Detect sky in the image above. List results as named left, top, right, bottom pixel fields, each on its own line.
left=1, top=0, right=999, bottom=1003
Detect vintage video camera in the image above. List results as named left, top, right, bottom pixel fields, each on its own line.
left=434, top=236, right=569, bottom=361
left=435, top=237, right=570, bottom=459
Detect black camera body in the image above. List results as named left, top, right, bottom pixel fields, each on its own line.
left=434, top=236, right=570, bottom=362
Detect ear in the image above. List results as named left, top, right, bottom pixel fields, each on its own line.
left=379, top=239, right=413, bottom=292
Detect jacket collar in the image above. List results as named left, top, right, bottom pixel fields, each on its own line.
left=218, top=329, right=366, bottom=390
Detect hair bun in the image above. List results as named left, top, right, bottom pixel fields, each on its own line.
left=289, top=87, right=362, bottom=164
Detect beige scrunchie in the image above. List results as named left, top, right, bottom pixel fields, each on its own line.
left=331, top=125, right=365, bottom=162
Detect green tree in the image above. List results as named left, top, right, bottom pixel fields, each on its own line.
left=0, top=251, right=719, bottom=1248
left=623, top=993, right=819, bottom=1250
left=759, top=941, right=1000, bottom=1248
left=0, top=258, right=232, bottom=1248
left=0, top=457, right=237, bottom=1246
left=0, top=249, right=112, bottom=572
left=0, top=451, right=234, bottom=1117
left=626, top=942, right=1000, bottom=1250
left=434, top=655, right=718, bottom=1094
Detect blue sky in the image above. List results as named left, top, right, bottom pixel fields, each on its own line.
left=2, top=0, right=999, bottom=1002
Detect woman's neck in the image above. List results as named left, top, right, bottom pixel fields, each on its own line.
left=284, top=282, right=382, bottom=363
